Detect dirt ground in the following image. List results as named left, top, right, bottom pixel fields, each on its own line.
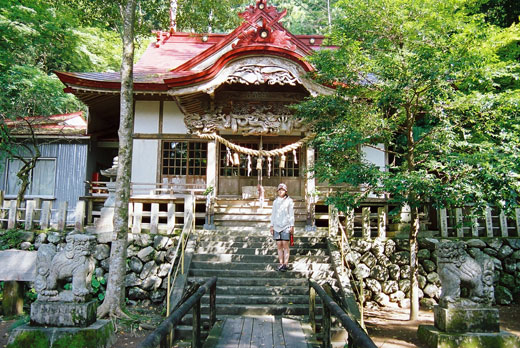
left=1, top=303, right=519, bottom=348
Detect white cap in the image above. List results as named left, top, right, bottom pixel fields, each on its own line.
left=277, top=183, right=288, bottom=192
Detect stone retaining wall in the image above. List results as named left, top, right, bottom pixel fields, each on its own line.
left=347, top=237, right=520, bottom=309
left=18, top=231, right=181, bottom=305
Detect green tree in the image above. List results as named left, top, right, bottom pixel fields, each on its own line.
left=295, top=0, right=520, bottom=320
left=466, top=0, right=520, bottom=27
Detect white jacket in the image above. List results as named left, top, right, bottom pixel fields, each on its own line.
left=270, top=196, right=295, bottom=232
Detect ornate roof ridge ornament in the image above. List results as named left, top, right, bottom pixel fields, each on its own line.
left=234, top=0, right=295, bottom=51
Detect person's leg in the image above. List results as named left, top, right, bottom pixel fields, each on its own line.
left=282, top=240, right=290, bottom=268
left=276, top=240, right=284, bottom=270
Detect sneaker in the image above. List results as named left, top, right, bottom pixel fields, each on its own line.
left=277, top=264, right=284, bottom=271
left=280, top=265, right=288, bottom=272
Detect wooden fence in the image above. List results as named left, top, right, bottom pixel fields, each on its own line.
left=0, top=190, right=205, bottom=234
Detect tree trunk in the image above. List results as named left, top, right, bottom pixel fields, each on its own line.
left=97, top=0, right=136, bottom=319
left=409, top=204, right=420, bottom=320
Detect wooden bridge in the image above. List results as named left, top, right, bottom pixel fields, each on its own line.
left=202, top=316, right=317, bottom=348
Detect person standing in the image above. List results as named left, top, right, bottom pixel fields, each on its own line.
left=270, top=183, right=294, bottom=272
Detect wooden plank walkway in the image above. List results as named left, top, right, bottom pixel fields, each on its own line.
left=203, top=316, right=315, bottom=348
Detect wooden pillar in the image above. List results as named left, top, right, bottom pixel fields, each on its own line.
left=377, top=207, right=386, bottom=238
left=7, top=200, right=17, bottom=229
left=40, top=201, right=51, bottom=230
left=150, top=203, right=159, bottom=234
left=455, top=208, right=464, bottom=238
left=192, top=299, right=201, bottom=348
left=309, top=285, right=316, bottom=333
left=516, top=208, right=520, bottom=236
left=305, top=144, right=316, bottom=230
left=25, top=200, right=36, bottom=230
left=471, top=209, right=479, bottom=237
left=345, top=208, right=354, bottom=237
left=209, top=281, right=217, bottom=329
left=499, top=210, right=508, bottom=237
left=132, top=203, right=143, bottom=234
left=2, top=281, right=24, bottom=316
left=485, top=206, right=493, bottom=237
left=439, top=208, right=448, bottom=237
left=74, top=200, right=86, bottom=232
left=322, top=301, right=332, bottom=348
left=206, top=139, right=217, bottom=191
left=57, top=201, right=68, bottom=231
left=362, top=207, right=371, bottom=239
left=328, top=204, right=338, bottom=237
left=167, top=202, right=176, bottom=234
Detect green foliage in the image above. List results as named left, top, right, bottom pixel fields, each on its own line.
left=91, top=276, right=107, bottom=302
left=295, top=0, right=520, bottom=214
left=466, top=0, right=520, bottom=27
left=0, top=229, right=23, bottom=250
left=24, top=287, right=37, bottom=303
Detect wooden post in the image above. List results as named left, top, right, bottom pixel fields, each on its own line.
left=40, top=201, right=51, bottom=230
left=345, top=208, right=354, bottom=237
left=209, top=280, right=217, bottom=329
left=150, top=203, right=159, bottom=234
left=2, top=281, right=24, bottom=316
left=87, top=199, right=93, bottom=225
left=322, top=301, right=332, bottom=348
left=74, top=200, right=86, bottom=232
left=167, top=202, right=176, bottom=234
left=8, top=200, right=18, bottom=229
left=485, top=206, right=493, bottom=237
left=471, top=209, right=479, bottom=237
left=25, top=200, right=35, bottom=230
left=309, top=285, right=316, bottom=333
left=192, top=299, right=201, bottom=348
left=132, top=203, right=143, bottom=234
left=439, top=208, right=448, bottom=237
left=499, top=210, right=508, bottom=237
left=455, top=208, right=464, bottom=237
left=328, top=205, right=338, bottom=237
left=128, top=202, right=133, bottom=228
left=0, top=191, right=4, bottom=229
left=377, top=207, right=386, bottom=238
left=516, top=208, right=520, bottom=237
left=362, top=207, right=371, bottom=239
left=57, top=201, right=68, bottom=231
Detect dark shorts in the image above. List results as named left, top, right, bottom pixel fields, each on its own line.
left=273, top=228, right=290, bottom=241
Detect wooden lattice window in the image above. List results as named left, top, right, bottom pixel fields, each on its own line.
left=162, top=141, right=207, bottom=176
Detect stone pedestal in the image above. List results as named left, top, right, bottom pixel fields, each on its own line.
left=30, top=300, right=97, bottom=327
left=418, top=305, right=520, bottom=348
left=8, top=320, right=115, bottom=348
left=434, top=306, right=499, bottom=333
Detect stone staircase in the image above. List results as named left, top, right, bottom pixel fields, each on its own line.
left=173, top=226, right=350, bottom=347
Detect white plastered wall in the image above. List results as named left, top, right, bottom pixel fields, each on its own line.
left=131, top=139, right=159, bottom=184
left=362, top=144, right=386, bottom=171
left=134, top=101, right=160, bottom=134
left=162, top=101, right=188, bottom=134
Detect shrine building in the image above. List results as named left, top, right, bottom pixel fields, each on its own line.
left=55, top=0, right=387, bottom=230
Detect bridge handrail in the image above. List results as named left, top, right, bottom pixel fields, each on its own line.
left=138, top=276, right=217, bottom=348
left=309, top=279, right=377, bottom=348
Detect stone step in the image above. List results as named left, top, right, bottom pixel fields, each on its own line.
left=191, top=253, right=331, bottom=263
left=199, top=226, right=321, bottom=235
left=189, top=276, right=308, bottom=287
left=195, top=240, right=328, bottom=249
left=213, top=220, right=307, bottom=228
left=213, top=285, right=310, bottom=296
left=197, top=235, right=327, bottom=244
left=199, top=294, right=311, bottom=305
left=190, top=261, right=332, bottom=272
left=188, top=268, right=334, bottom=279
left=202, top=303, right=315, bottom=316
left=194, top=246, right=329, bottom=256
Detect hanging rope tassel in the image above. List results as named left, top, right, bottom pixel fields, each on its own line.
left=233, top=152, right=240, bottom=166
left=247, top=155, right=252, bottom=176
left=280, top=154, right=286, bottom=169
left=226, top=147, right=232, bottom=166
left=293, top=149, right=297, bottom=165
left=268, top=156, right=272, bottom=177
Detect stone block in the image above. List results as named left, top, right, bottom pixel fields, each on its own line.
left=433, top=306, right=499, bottom=333
left=30, top=300, right=97, bottom=327
left=418, top=325, right=520, bottom=348
left=8, top=320, right=115, bottom=348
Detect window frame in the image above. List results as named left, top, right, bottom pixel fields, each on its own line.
left=4, top=157, right=57, bottom=199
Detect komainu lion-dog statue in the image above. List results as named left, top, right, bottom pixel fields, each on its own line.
left=35, top=233, right=96, bottom=302
left=436, top=241, right=494, bottom=307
